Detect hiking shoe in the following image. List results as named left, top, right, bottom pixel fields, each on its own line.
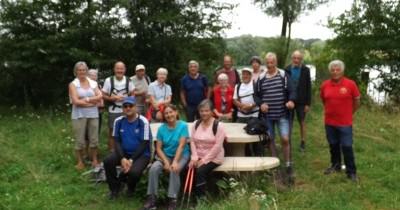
left=167, top=198, right=177, bottom=210
left=300, top=141, right=305, bottom=152
left=347, top=173, right=358, bottom=182
left=324, top=165, right=341, bottom=175
left=108, top=191, right=119, bottom=200
left=286, top=166, right=295, bottom=185
left=141, top=195, right=157, bottom=210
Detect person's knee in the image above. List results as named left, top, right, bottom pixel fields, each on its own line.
left=281, top=137, right=289, bottom=146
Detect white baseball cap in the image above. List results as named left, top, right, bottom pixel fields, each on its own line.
left=135, top=64, right=146, bottom=71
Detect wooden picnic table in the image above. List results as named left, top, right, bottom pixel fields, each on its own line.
left=150, top=122, right=259, bottom=156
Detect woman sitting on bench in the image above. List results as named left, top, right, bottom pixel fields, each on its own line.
left=189, top=99, right=226, bottom=198
left=142, top=104, right=190, bottom=210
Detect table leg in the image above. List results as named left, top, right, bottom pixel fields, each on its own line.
left=225, top=143, right=246, bottom=156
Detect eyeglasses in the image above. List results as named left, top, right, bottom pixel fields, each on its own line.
left=123, top=104, right=134, bottom=108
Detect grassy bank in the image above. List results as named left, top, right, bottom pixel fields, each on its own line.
left=0, top=100, right=399, bottom=210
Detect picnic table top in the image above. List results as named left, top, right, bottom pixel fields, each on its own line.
left=150, top=122, right=258, bottom=143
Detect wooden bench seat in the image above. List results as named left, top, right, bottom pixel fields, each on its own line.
left=213, top=157, right=280, bottom=172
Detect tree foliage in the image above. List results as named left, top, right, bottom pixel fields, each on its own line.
left=253, top=0, right=329, bottom=66
left=0, top=0, right=233, bottom=107
left=328, top=0, right=400, bottom=103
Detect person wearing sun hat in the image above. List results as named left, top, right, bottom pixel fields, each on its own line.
left=233, top=67, right=262, bottom=155
left=131, top=64, right=151, bottom=115
left=103, top=96, right=152, bottom=200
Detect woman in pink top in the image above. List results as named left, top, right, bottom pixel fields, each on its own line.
left=189, top=99, right=226, bottom=197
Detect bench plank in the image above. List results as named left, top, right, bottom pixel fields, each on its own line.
left=214, top=157, right=280, bottom=172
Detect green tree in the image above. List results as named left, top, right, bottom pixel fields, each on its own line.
left=0, top=0, right=131, bottom=107
left=127, top=0, right=233, bottom=96
left=328, top=0, right=400, bottom=103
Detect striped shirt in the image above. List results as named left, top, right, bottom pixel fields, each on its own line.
left=259, top=74, right=286, bottom=120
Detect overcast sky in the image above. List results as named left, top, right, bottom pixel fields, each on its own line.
left=220, top=0, right=353, bottom=40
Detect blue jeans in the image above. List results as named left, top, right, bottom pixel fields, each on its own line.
left=266, top=117, right=290, bottom=140
left=325, top=125, right=357, bottom=175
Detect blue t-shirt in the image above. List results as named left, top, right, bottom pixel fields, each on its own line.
left=113, top=115, right=152, bottom=157
left=156, top=120, right=190, bottom=158
left=290, top=66, right=301, bottom=89
left=180, top=74, right=208, bottom=106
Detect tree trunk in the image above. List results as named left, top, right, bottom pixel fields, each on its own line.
left=284, top=21, right=292, bottom=66
left=280, top=14, right=288, bottom=37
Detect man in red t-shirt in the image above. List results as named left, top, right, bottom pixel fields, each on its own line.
left=320, top=60, right=361, bottom=182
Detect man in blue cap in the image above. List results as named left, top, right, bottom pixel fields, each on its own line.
left=103, top=96, right=152, bottom=200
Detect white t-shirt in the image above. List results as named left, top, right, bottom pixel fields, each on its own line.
left=102, top=76, right=135, bottom=113
left=233, top=81, right=259, bottom=118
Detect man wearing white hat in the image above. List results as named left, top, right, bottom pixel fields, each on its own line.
left=233, top=67, right=259, bottom=122
left=131, top=64, right=151, bottom=115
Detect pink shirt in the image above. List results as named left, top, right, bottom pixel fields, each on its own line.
left=190, top=120, right=226, bottom=164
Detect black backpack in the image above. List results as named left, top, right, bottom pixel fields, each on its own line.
left=243, top=117, right=271, bottom=146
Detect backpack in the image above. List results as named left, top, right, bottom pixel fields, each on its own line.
left=82, top=163, right=106, bottom=185
left=243, top=118, right=271, bottom=146
left=107, top=76, right=130, bottom=110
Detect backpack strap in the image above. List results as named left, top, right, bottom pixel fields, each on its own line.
left=125, top=76, right=130, bottom=95
left=212, top=119, right=219, bottom=136
left=236, top=82, right=242, bottom=100
left=109, top=76, right=114, bottom=96
left=234, top=68, right=240, bottom=84
left=194, top=119, right=218, bottom=136
left=145, top=76, right=151, bottom=85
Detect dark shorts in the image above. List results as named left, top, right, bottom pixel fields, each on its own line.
left=293, top=104, right=307, bottom=122
left=108, top=112, right=123, bottom=129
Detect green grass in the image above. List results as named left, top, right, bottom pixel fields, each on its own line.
left=0, top=100, right=399, bottom=210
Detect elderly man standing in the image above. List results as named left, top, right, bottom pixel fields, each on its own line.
left=285, top=50, right=312, bottom=152
left=254, top=52, right=296, bottom=177
left=320, top=60, right=360, bottom=182
left=180, top=60, right=209, bottom=122
left=131, top=64, right=151, bottom=116
left=102, top=61, right=135, bottom=151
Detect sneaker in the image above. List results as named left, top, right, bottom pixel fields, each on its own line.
left=167, top=198, right=177, bottom=210
left=300, top=141, right=306, bottom=152
left=347, top=173, right=358, bottom=182
left=141, top=195, right=157, bottom=210
left=324, top=165, right=341, bottom=175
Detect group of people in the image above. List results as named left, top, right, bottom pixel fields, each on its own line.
left=68, top=50, right=361, bottom=209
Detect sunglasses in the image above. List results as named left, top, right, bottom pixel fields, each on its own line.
left=123, top=104, right=134, bottom=108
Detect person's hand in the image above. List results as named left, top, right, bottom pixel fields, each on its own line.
left=115, top=95, right=125, bottom=102
left=189, top=160, right=198, bottom=169
left=260, top=103, right=269, bottom=113
left=121, top=158, right=131, bottom=174
left=225, top=113, right=233, bottom=120
left=197, top=159, right=205, bottom=168
left=163, top=162, right=171, bottom=172
left=286, top=101, right=295, bottom=109
left=170, top=161, right=180, bottom=173
left=304, top=105, right=310, bottom=113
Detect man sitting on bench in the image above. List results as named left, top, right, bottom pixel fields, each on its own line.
left=103, top=96, right=152, bottom=200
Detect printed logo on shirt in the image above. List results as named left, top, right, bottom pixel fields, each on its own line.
left=339, top=87, right=348, bottom=94
left=135, top=128, right=140, bottom=134
left=120, top=129, right=124, bottom=133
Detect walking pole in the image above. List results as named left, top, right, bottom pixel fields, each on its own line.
left=187, top=167, right=195, bottom=209
left=180, top=167, right=193, bottom=209
left=288, top=108, right=295, bottom=186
